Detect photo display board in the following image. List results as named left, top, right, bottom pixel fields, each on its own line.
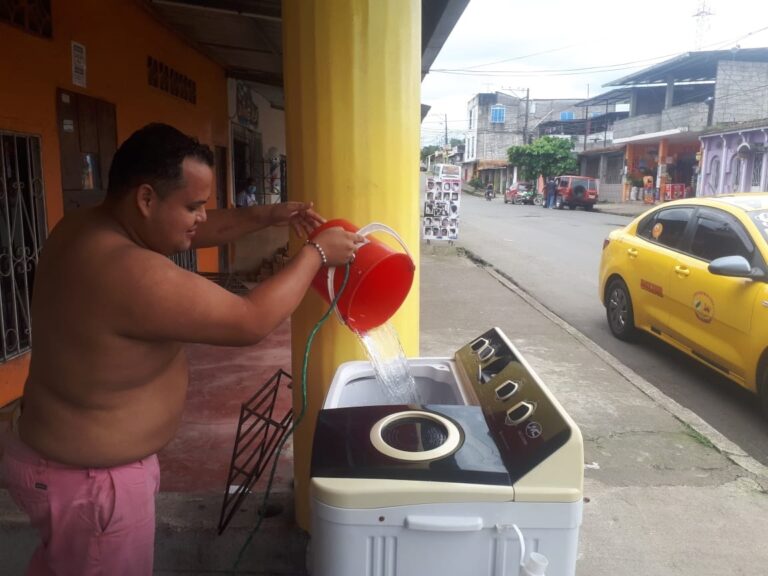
left=423, top=175, right=461, bottom=241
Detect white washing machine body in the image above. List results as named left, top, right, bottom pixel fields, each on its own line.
left=310, top=327, right=584, bottom=576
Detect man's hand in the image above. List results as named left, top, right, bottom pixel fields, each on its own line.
left=269, top=202, right=325, bottom=239
left=312, top=227, right=366, bottom=267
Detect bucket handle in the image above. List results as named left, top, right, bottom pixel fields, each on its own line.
left=326, top=222, right=413, bottom=327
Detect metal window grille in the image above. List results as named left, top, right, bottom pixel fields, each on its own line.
left=752, top=153, right=763, bottom=188
left=490, top=105, right=506, bottom=124
left=170, top=249, right=197, bottom=272
left=0, top=132, right=47, bottom=363
left=0, top=0, right=52, bottom=38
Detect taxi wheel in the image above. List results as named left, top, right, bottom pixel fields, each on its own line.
left=606, top=278, right=636, bottom=341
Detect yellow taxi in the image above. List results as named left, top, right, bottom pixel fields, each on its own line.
left=599, top=193, right=768, bottom=417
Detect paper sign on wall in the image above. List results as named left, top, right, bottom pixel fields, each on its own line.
left=72, top=42, right=87, bottom=88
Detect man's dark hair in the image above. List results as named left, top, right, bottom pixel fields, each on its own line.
left=107, top=123, right=214, bottom=198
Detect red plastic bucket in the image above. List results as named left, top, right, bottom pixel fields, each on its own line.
left=308, top=219, right=415, bottom=333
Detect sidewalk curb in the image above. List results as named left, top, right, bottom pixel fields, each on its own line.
left=461, top=248, right=768, bottom=482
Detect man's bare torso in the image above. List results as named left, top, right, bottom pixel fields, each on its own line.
left=19, top=208, right=189, bottom=468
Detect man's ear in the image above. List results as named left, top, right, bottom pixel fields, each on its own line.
left=136, top=184, right=155, bottom=218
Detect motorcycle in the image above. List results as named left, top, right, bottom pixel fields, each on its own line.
left=512, top=189, right=543, bottom=206
left=485, top=187, right=494, bottom=201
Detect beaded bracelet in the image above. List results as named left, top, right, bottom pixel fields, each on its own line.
left=305, top=240, right=328, bottom=266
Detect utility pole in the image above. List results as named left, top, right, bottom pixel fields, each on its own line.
left=693, top=1, right=713, bottom=51
left=444, top=113, right=448, bottom=147
left=522, top=88, right=530, bottom=144
left=583, top=84, right=590, bottom=152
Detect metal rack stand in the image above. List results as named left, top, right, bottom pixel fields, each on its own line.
left=217, top=369, right=293, bottom=534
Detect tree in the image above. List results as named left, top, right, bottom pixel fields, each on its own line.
left=420, top=145, right=441, bottom=161
left=507, top=136, right=577, bottom=181
left=450, top=138, right=463, bottom=148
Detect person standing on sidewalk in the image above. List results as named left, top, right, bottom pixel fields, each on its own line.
left=545, top=177, right=557, bottom=208
left=0, top=123, right=363, bottom=576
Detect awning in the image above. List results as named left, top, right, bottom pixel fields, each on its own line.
left=477, top=160, right=508, bottom=170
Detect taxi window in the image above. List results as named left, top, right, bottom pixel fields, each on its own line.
left=689, top=212, right=754, bottom=263
left=750, top=210, right=768, bottom=244
left=638, top=207, right=694, bottom=249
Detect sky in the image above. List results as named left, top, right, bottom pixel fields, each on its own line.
left=420, top=0, right=768, bottom=146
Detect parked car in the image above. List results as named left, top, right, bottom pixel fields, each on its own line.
left=598, top=193, right=768, bottom=417
left=554, top=175, right=599, bottom=210
left=504, top=182, right=533, bottom=204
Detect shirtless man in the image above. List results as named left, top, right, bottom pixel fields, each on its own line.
left=1, top=123, right=362, bottom=575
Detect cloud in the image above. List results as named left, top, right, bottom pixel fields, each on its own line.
left=421, top=0, right=768, bottom=145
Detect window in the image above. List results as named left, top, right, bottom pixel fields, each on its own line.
left=0, top=0, right=52, bottom=37
left=752, top=153, right=763, bottom=188
left=707, top=155, right=721, bottom=195
left=1, top=132, right=47, bottom=362
left=638, top=207, right=694, bottom=250
left=604, top=156, right=623, bottom=185
left=469, top=109, right=474, bottom=130
left=731, top=156, right=743, bottom=191
left=689, top=211, right=753, bottom=262
left=560, top=111, right=575, bottom=121
left=490, top=105, right=506, bottom=124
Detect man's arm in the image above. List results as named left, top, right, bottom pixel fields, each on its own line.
left=191, top=202, right=324, bottom=248
left=111, top=226, right=362, bottom=346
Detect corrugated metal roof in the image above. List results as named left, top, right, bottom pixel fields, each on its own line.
left=605, top=48, right=768, bottom=87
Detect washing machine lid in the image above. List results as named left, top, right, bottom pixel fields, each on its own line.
left=311, top=404, right=514, bottom=487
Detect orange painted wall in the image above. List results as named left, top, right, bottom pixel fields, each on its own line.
left=0, top=0, right=229, bottom=406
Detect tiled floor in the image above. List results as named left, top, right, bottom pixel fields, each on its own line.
left=157, top=319, right=295, bottom=495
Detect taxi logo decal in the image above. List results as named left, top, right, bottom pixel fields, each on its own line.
left=693, top=292, right=714, bottom=323
left=641, top=279, right=664, bottom=297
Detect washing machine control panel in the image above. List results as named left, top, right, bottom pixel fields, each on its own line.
left=455, top=327, right=573, bottom=482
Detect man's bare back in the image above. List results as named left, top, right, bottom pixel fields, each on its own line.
left=20, top=208, right=191, bottom=467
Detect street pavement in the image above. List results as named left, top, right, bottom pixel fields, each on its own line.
left=420, top=242, right=768, bottom=576
left=3, top=199, right=768, bottom=574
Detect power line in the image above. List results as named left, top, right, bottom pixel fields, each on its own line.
left=429, top=24, right=768, bottom=79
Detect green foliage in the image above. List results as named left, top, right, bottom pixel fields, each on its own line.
left=468, top=177, right=484, bottom=190
left=507, top=136, right=577, bottom=181
left=450, top=138, right=464, bottom=148
left=420, top=145, right=441, bottom=161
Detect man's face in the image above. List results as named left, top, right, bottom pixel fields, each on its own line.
left=146, top=158, right=212, bottom=254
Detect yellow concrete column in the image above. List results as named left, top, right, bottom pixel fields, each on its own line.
left=283, top=0, right=421, bottom=530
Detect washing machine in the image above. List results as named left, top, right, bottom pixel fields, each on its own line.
left=309, top=327, right=583, bottom=576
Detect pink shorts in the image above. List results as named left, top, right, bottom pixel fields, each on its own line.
left=1, top=431, right=160, bottom=576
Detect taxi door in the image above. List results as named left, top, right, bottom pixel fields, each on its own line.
left=665, top=208, right=762, bottom=381
left=624, top=207, right=695, bottom=333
